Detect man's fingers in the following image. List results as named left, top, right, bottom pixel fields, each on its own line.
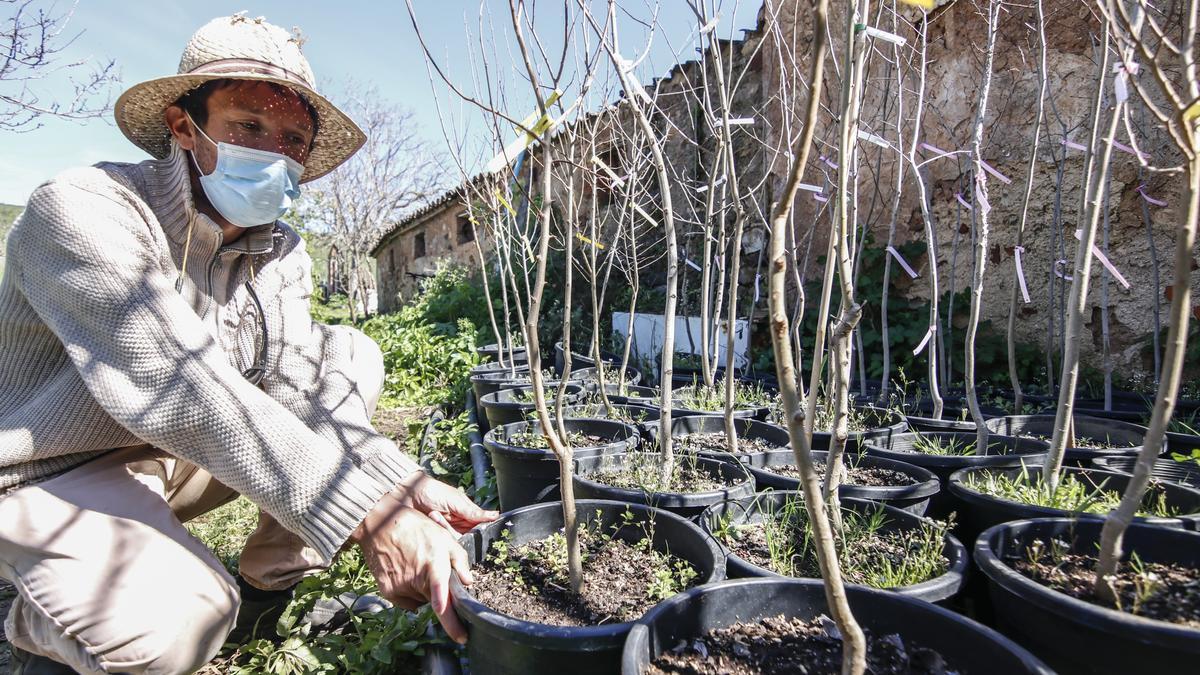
left=428, top=554, right=468, bottom=644
left=450, top=542, right=475, bottom=586
left=429, top=510, right=458, bottom=535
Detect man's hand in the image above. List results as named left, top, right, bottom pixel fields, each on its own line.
left=392, top=471, right=499, bottom=534
left=351, top=495, right=474, bottom=643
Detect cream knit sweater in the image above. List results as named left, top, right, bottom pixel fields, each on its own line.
left=0, top=142, right=417, bottom=564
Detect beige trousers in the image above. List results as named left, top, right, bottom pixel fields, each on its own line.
left=0, top=326, right=385, bottom=674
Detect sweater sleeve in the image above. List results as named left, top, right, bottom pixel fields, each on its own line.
left=261, top=235, right=419, bottom=492
left=11, top=176, right=394, bottom=564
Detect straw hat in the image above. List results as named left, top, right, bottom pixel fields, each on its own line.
left=114, top=13, right=365, bottom=183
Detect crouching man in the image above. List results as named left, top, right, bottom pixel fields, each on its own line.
left=0, top=14, right=495, bottom=674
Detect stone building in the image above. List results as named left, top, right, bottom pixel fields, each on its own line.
left=369, top=177, right=489, bottom=314
left=372, top=0, right=1198, bottom=381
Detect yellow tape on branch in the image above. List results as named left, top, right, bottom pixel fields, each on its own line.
left=576, top=232, right=606, bottom=249
left=484, top=90, right=564, bottom=173
left=494, top=189, right=516, bottom=216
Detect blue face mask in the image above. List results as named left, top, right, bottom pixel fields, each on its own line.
left=186, top=113, right=305, bottom=228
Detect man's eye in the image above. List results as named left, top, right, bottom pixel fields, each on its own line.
left=238, top=121, right=260, bottom=131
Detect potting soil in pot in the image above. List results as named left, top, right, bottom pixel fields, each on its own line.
left=1012, top=538, right=1200, bottom=628
left=471, top=520, right=700, bottom=626
left=714, top=500, right=949, bottom=588
left=586, top=453, right=740, bottom=493
left=677, top=433, right=784, bottom=455
left=648, top=614, right=957, bottom=675
left=768, top=462, right=917, bottom=487
left=506, top=430, right=607, bottom=449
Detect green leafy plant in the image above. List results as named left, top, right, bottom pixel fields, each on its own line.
left=228, top=548, right=441, bottom=674
left=963, top=465, right=1176, bottom=517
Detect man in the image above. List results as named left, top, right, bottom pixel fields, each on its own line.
left=0, top=14, right=495, bottom=674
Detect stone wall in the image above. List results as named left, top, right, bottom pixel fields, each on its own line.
left=375, top=0, right=1198, bottom=383
left=373, top=197, right=480, bottom=313
left=762, top=0, right=1199, bottom=381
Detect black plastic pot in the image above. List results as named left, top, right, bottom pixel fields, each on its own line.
left=893, top=396, right=1007, bottom=433
left=470, top=367, right=599, bottom=410
left=476, top=342, right=528, bottom=365
left=621, top=578, right=1051, bottom=674
left=662, top=415, right=790, bottom=458
left=773, top=405, right=910, bottom=453
left=700, top=492, right=966, bottom=603
left=604, top=385, right=662, bottom=407
left=556, top=402, right=664, bottom=444
left=452, top=500, right=726, bottom=675
left=479, top=384, right=585, bottom=431
left=553, top=340, right=624, bottom=375
left=606, top=385, right=770, bottom=422
left=986, top=413, right=1148, bottom=466
left=976, top=517, right=1200, bottom=674
left=1167, top=430, right=1200, bottom=455
left=1092, top=455, right=1200, bottom=490
left=745, top=450, right=940, bottom=515
left=861, top=431, right=1050, bottom=518
left=947, top=464, right=1200, bottom=547
left=483, top=418, right=639, bottom=512
left=573, top=452, right=755, bottom=519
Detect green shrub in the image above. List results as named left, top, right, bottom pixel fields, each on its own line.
left=362, top=310, right=479, bottom=408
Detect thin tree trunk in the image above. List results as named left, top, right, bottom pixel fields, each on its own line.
left=765, top=1, right=865, bottom=670
left=1042, top=41, right=1123, bottom=489
left=965, top=0, right=1000, bottom=452
left=1096, top=154, right=1198, bottom=600
left=1008, top=0, right=1047, bottom=413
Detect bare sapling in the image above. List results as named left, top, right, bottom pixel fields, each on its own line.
left=903, top=16, right=944, bottom=419
left=1007, top=0, right=1048, bottom=413
left=823, top=0, right=874, bottom=522
left=964, top=0, right=1001, bottom=452
left=878, top=9, right=909, bottom=402
left=700, top=5, right=749, bottom=455
left=580, top=0, right=682, bottom=486
left=764, top=0, right=866, bottom=670
left=1094, top=0, right=1199, bottom=601
left=1042, top=20, right=1124, bottom=490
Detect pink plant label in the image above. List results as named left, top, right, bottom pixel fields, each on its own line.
left=955, top=193, right=972, bottom=210
left=913, top=325, right=936, bottom=356
left=975, top=183, right=992, bottom=213
left=1072, top=229, right=1130, bottom=289
left=1111, top=140, right=1147, bottom=159
left=979, top=160, right=1012, bottom=185
left=820, top=155, right=839, bottom=170
left=886, top=245, right=919, bottom=279
left=1061, top=138, right=1087, bottom=152
left=1054, top=259, right=1074, bottom=282
left=1137, top=184, right=1168, bottom=207
left=920, top=142, right=954, bottom=160
left=1014, top=245, right=1031, bottom=304
left=813, top=193, right=829, bottom=203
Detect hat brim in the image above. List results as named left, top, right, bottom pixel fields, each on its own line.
left=114, top=72, right=365, bottom=183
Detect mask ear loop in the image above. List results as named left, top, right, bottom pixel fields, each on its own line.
left=175, top=217, right=196, bottom=293
left=176, top=115, right=207, bottom=293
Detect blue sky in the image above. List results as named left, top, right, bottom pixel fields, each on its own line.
left=0, top=1, right=761, bottom=205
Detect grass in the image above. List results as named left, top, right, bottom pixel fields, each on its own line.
left=713, top=496, right=950, bottom=589
left=187, top=496, right=261, bottom=574
left=911, top=432, right=980, bottom=456
left=962, top=465, right=1176, bottom=517
left=674, top=378, right=773, bottom=412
